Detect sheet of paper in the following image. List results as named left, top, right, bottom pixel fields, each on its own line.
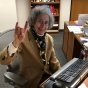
left=80, top=37, right=88, bottom=42
left=67, top=26, right=83, bottom=34
left=83, top=42, right=88, bottom=47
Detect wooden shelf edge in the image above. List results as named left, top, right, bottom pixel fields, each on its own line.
left=31, top=2, right=60, bottom=5
left=54, top=14, right=60, bottom=16
left=46, top=30, right=59, bottom=34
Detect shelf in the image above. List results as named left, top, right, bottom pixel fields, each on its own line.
left=54, top=14, right=60, bottom=16
left=31, top=2, right=60, bottom=5
left=47, top=30, right=59, bottom=34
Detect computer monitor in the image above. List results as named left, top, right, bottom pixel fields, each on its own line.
left=78, top=14, right=88, bottom=25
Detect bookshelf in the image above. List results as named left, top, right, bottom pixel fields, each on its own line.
left=30, top=0, right=60, bottom=33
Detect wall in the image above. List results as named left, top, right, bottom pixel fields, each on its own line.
left=59, top=0, right=71, bottom=29
left=0, top=0, right=17, bottom=32
left=15, top=0, right=30, bottom=28
left=0, top=0, right=71, bottom=32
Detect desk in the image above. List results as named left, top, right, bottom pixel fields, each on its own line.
left=63, top=21, right=84, bottom=61
left=39, top=62, right=88, bottom=88
left=39, top=22, right=88, bottom=88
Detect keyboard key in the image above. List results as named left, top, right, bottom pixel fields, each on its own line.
left=66, top=76, right=74, bottom=83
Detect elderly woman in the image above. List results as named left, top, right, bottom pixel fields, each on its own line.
left=0, top=5, right=61, bottom=88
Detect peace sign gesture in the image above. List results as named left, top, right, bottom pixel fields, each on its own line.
left=13, top=21, right=28, bottom=48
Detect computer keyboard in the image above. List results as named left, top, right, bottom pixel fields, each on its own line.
left=56, top=59, right=88, bottom=83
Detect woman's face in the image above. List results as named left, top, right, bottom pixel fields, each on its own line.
left=33, top=14, right=49, bottom=35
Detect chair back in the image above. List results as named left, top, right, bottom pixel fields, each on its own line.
left=0, top=29, right=14, bottom=51
left=0, top=29, right=19, bottom=73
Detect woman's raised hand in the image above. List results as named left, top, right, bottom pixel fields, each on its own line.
left=13, top=21, right=28, bottom=48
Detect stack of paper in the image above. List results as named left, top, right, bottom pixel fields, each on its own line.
left=80, top=37, right=88, bottom=48
left=67, top=26, right=83, bottom=34
left=80, top=37, right=88, bottom=42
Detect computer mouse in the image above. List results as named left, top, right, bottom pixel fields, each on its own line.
left=52, top=82, right=65, bottom=88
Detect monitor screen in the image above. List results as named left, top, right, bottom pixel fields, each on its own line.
left=78, top=14, right=88, bottom=25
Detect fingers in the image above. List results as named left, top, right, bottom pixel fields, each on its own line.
left=15, top=22, right=18, bottom=34
left=23, top=21, right=28, bottom=33
left=15, top=21, right=28, bottom=35
left=18, top=28, right=23, bottom=38
left=24, top=21, right=28, bottom=29
left=15, top=22, right=20, bottom=34
left=15, top=22, right=18, bottom=29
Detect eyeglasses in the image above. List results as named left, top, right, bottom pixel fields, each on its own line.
left=37, top=20, right=49, bottom=26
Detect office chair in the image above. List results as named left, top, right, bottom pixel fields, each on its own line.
left=0, top=29, right=27, bottom=87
